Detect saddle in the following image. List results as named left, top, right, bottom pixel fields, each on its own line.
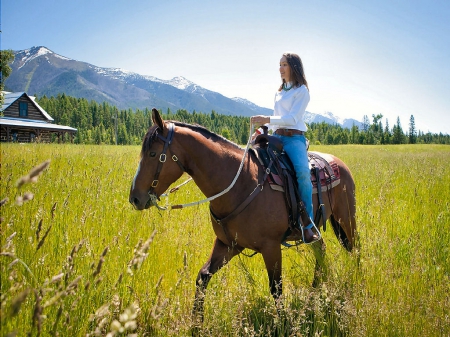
left=250, top=133, right=341, bottom=232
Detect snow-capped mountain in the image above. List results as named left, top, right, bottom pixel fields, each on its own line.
left=16, top=46, right=71, bottom=70
left=7, top=47, right=269, bottom=116
left=231, top=97, right=273, bottom=115
left=6, top=46, right=359, bottom=127
left=160, top=76, right=197, bottom=90
left=304, top=111, right=362, bottom=129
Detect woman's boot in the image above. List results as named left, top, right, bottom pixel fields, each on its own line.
left=298, top=201, right=321, bottom=244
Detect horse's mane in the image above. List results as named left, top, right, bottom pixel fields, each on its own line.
left=141, top=121, right=243, bottom=156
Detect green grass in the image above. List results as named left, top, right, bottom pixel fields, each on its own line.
left=1, top=143, right=449, bottom=336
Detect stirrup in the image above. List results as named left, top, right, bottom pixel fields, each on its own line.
left=300, top=222, right=322, bottom=245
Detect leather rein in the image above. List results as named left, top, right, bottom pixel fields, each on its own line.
left=147, top=122, right=271, bottom=220
left=147, top=122, right=271, bottom=255
left=148, top=122, right=258, bottom=212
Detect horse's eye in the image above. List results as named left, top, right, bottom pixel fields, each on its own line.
left=150, top=152, right=156, bottom=157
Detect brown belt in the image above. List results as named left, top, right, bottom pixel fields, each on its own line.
left=274, top=129, right=304, bottom=136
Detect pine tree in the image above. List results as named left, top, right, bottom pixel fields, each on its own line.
left=409, top=115, right=417, bottom=144
left=239, top=121, right=250, bottom=145
left=392, top=116, right=404, bottom=144
left=362, top=115, right=370, bottom=132
left=34, top=93, right=449, bottom=146
left=118, top=124, right=129, bottom=145
left=350, top=124, right=359, bottom=144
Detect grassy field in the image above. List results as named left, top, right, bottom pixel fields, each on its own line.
left=1, top=143, right=449, bottom=336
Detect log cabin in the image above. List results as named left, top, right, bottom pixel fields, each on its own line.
left=1, top=92, right=77, bottom=143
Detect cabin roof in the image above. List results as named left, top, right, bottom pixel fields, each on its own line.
left=0, top=116, right=77, bottom=132
left=2, top=91, right=54, bottom=121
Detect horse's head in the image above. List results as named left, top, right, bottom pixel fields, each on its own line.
left=129, top=109, right=185, bottom=210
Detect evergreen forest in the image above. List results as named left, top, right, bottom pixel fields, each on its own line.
left=37, top=94, right=450, bottom=145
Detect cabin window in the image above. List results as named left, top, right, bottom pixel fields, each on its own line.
left=19, top=102, right=28, bottom=117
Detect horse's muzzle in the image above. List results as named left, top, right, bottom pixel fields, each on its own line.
left=129, top=187, right=152, bottom=210
left=129, top=197, right=152, bottom=210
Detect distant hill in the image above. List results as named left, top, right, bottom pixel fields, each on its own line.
left=304, top=111, right=362, bottom=129
left=5, top=46, right=361, bottom=128
left=5, top=46, right=272, bottom=117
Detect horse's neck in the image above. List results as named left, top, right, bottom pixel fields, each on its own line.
left=178, top=130, right=253, bottom=200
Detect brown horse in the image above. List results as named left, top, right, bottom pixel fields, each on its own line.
left=129, top=109, right=357, bottom=321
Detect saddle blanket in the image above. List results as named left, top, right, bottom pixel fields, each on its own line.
left=308, top=151, right=341, bottom=194
left=250, top=136, right=341, bottom=195
left=264, top=151, right=340, bottom=194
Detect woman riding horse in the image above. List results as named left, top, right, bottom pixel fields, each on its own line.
left=251, top=52, right=320, bottom=244
left=129, top=54, right=357, bottom=326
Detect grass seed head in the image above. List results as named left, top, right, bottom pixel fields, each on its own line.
left=0, top=252, right=16, bottom=258
left=29, top=160, right=50, bottom=179
left=51, top=202, right=57, bottom=218
left=0, top=197, right=9, bottom=207
left=10, top=289, right=30, bottom=317
left=51, top=273, right=64, bottom=284
left=93, top=257, right=105, bottom=278
left=16, top=160, right=50, bottom=188
left=7, top=259, right=19, bottom=269
left=15, top=196, right=23, bottom=206
left=6, top=232, right=17, bottom=242
left=101, top=246, right=109, bottom=257
left=67, top=275, right=82, bottom=293
left=114, top=273, right=123, bottom=288
left=23, top=192, right=34, bottom=201
left=90, top=303, right=110, bottom=322
left=32, top=289, right=43, bottom=334
left=95, top=277, right=103, bottom=286
left=36, top=225, right=52, bottom=252
left=35, top=219, right=43, bottom=241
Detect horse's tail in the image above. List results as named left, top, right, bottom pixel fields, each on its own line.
left=329, top=215, right=352, bottom=251
left=328, top=156, right=357, bottom=252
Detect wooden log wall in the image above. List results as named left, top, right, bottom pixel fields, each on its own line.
left=3, top=97, right=48, bottom=122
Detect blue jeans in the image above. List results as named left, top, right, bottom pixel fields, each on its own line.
left=274, top=134, right=313, bottom=221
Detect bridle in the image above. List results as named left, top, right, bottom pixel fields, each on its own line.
left=147, top=123, right=186, bottom=210
left=144, top=121, right=255, bottom=211
left=141, top=121, right=276, bottom=257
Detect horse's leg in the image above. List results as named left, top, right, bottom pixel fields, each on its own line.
left=261, top=243, right=283, bottom=302
left=310, top=238, right=328, bottom=287
left=192, top=237, right=240, bottom=324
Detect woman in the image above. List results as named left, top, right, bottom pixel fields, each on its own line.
left=251, top=52, right=320, bottom=244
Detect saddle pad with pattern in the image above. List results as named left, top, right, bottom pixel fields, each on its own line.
left=250, top=142, right=340, bottom=194
left=308, top=151, right=341, bottom=194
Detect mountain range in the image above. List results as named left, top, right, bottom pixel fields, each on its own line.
left=5, top=46, right=362, bottom=128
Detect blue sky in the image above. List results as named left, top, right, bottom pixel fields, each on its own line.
left=2, top=0, right=449, bottom=133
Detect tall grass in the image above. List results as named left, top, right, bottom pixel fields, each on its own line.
left=1, top=143, right=449, bottom=336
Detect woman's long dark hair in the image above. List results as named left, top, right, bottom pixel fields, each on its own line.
left=278, top=52, right=309, bottom=91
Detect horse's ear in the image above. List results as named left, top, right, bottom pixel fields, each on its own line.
left=152, top=108, right=165, bottom=130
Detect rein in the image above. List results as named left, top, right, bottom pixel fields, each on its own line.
left=149, top=122, right=255, bottom=210
left=149, top=121, right=263, bottom=257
